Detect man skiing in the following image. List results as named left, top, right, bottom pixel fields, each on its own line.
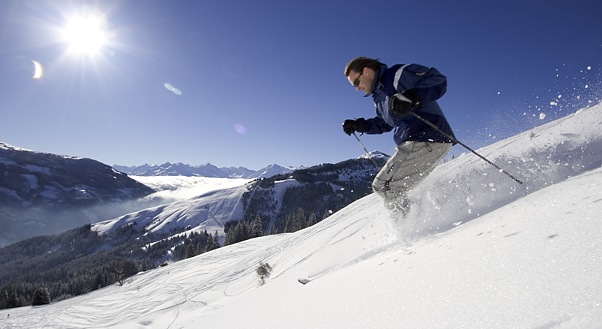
left=342, top=56, right=456, bottom=213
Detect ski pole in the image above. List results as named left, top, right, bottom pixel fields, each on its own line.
left=409, top=111, right=524, bottom=185
left=352, top=132, right=380, bottom=169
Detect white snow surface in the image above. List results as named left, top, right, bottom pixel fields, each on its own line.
left=2, top=103, right=602, bottom=328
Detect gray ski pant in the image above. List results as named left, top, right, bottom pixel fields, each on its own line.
left=372, top=141, right=452, bottom=208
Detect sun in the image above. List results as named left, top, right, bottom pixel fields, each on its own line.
left=61, top=9, right=109, bottom=57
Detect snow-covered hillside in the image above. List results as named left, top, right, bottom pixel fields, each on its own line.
left=2, top=103, right=602, bottom=328
left=92, top=184, right=249, bottom=239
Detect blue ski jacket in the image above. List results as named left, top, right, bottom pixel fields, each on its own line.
left=363, top=63, right=456, bottom=146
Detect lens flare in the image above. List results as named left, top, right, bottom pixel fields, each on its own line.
left=32, top=60, right=43, bottom=79
left=234, top=124, right=247, bottom=135
left=164, top=83, right=182, bottom=95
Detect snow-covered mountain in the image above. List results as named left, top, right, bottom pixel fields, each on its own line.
left=3, top=103, right=601, bottom=328
left=113, top=162, right=297, bottom=179
left=0, top=143, right=155, bottom=247
left=244, top=163, right=299, bottom=179
left=96, top=154, right=384, bottom=240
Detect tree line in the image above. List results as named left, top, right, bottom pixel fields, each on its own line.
left=0, top=225, right=222, bottom=310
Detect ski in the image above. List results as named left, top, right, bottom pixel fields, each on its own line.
left=297, top=277, right=312, bottom=285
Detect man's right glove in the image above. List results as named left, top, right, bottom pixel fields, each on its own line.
left=342, top=118, right=366, bottom=135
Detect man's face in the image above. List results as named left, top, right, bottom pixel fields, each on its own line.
left=347, top=68, right=373, bottom=95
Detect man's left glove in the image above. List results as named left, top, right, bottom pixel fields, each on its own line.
left=389, top=90, right=420, bottom=115
left=389, top=93, right=413, bottom=115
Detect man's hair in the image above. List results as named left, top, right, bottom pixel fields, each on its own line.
left=344, top=57, right=382, bottom=77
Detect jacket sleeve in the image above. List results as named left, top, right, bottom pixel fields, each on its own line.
left=363, top=116, right=393, bottom=135
left=393, top=64, right=447, bottom=105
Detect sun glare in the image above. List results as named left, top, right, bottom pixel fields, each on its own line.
left=62, top=10, right=109, bottom=56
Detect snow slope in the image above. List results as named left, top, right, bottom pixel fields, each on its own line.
left=2, top=104, right=602, bottom=328
left=92, top=184, right=249, bottom=238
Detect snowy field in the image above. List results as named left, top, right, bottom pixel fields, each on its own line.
left=1, top=103, right=602, bottom=328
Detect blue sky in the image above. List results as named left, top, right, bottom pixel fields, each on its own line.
left=1, top=0, right=601, bottom=169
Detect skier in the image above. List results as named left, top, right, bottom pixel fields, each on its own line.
left=342, top=56, right=456, bottom=213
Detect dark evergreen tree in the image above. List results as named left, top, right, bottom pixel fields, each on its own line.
left=284, top=207, right=308, bottom=233
left=31, top=286, right=50, bottom=306
left=186, top=244, right=196, bottom=258
left=195, top=243, right=204, bottom=255
left=206, top=231, right=220, bottom=251
left=294, top=207, right=307, bottom=231
left=0, top=289, right=17, bottom=309
left=283, top=213, right=294, bottom=233
left=226, top=221, right=251, bottom=245
left=308, top=212, right=318, bottom=227
left=250, top=215, right=264, bottom=238
left=111, top=259, right=138, bottom=286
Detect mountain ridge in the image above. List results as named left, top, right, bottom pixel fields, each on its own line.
left=113, top=152, right=389, bottom=179
left=113, top=162, right=298, bottom=179
left=0, top=142, right=156, bottom=246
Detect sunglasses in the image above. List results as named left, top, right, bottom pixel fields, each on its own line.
left=353, top=71, right=363, bottom=87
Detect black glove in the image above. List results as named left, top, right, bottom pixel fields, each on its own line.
left=389, top=93, right=414, bottom=115
left=389, top=89, right=421, bottom=115
left=342, top=118, right=366, bottom=135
